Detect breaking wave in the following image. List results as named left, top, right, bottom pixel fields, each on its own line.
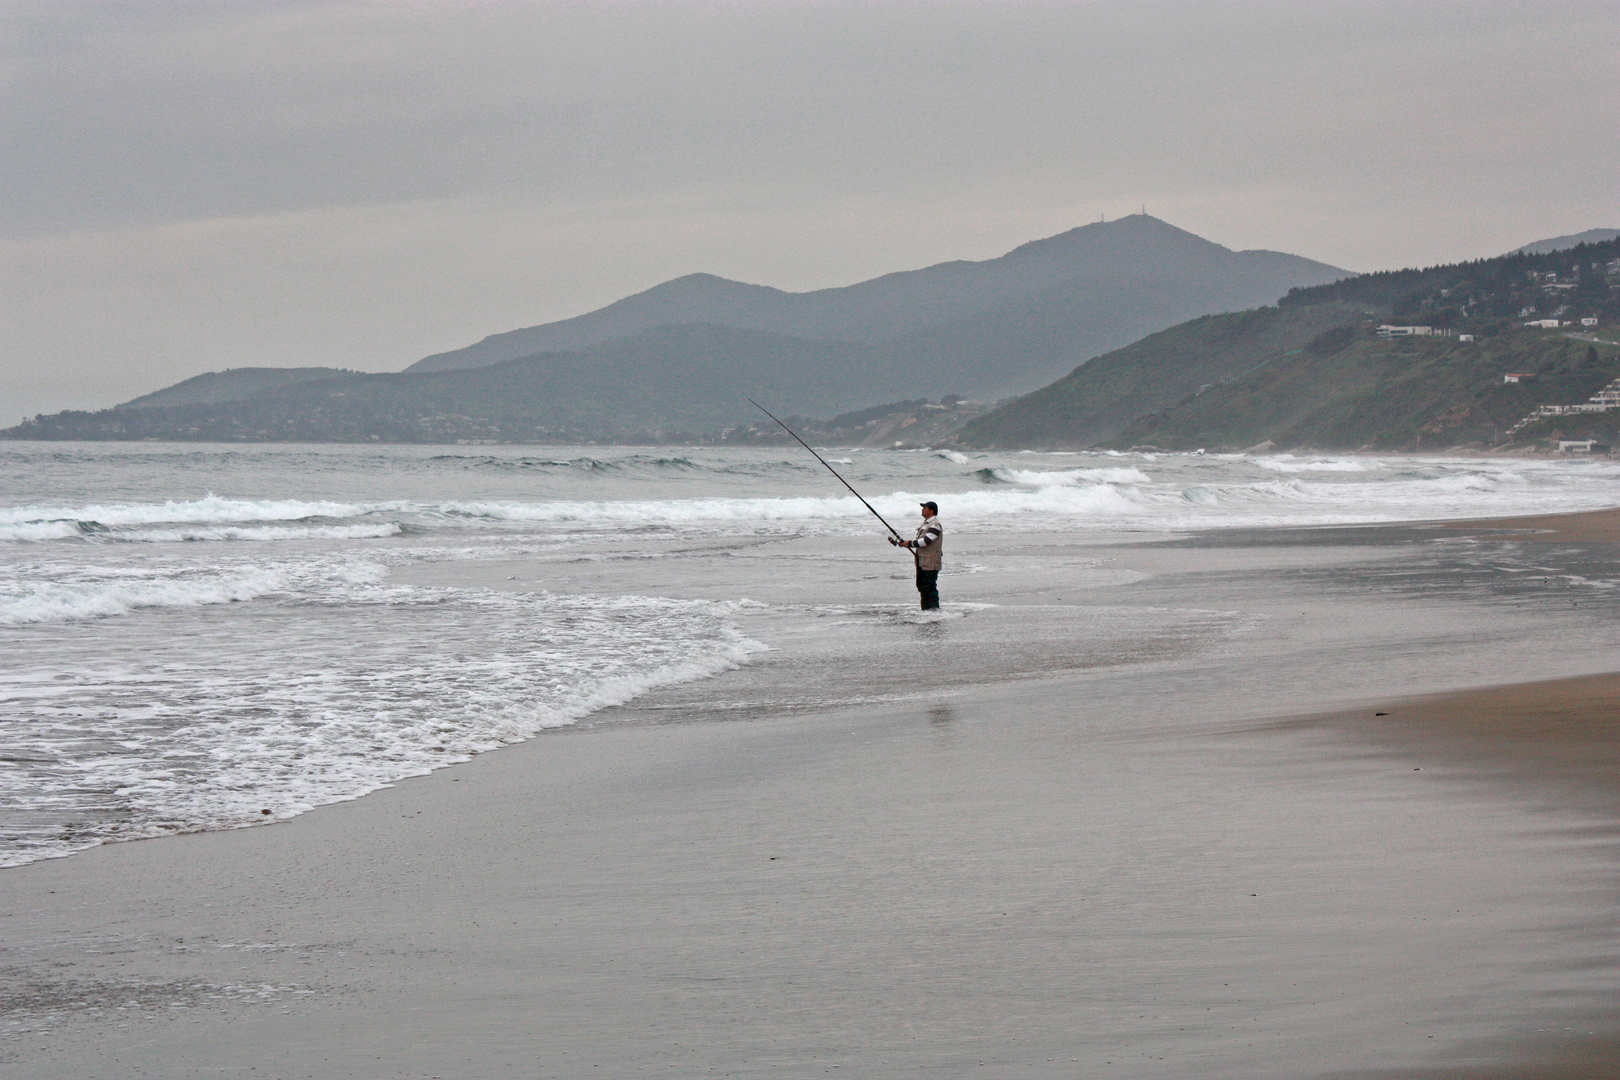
left=116, top=523, right=403, bottom=543
left=0, top=495, right=390, bottom=529
left=1254, top=456, right=1384, bottom=473
left=983, top=466, right=1153, bottom=486
left=0, top=565, right=289, bottom=625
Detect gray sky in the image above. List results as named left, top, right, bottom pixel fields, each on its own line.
left=3, top=0, right=1616, bottom=419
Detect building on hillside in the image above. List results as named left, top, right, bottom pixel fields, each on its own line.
left=1582, top=317, right=1600, bottom=327
left=1458, top=334, right=1475, bottom=342
left=1524, top=319, right=1564, bottom=328
left=1534, top=404, right=1608, bottom=417
left=1502, top=373, right=1536, bottom=384
left=1506, top=378, right=1620, bottom=440
left=1376, top=325, right=1452, bottom=338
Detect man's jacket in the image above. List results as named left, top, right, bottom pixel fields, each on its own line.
left=908, top=516, right=944, bottom=571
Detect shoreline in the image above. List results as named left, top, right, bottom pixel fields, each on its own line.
left=2, top=505, right=1617, bottom=1077
left=0, top=434, right=1608, bottom=460
left=1431, top=505, right=1620, bottom=543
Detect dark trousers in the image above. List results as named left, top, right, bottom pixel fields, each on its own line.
left=915, top=567, right=939, bottom=610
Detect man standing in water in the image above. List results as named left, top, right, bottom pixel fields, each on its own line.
left=890, top=500, right=943, bottom=610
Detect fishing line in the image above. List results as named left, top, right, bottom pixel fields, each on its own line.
left=747, top=398, right=905, bottom=542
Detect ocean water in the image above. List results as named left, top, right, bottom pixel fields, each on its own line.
left=3, top=441, right=1618, bottom=868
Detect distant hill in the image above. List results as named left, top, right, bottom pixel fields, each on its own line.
left=7, top=216, right=1353, bottom=442
left=958, top=235, right=1620, bottom=451
left=8, top=326, right=920, bottom=443
left=1509, top=228, right=1620, bottom=256
left=120, top=367, right=359, bottom=409
left=407, top=213, right=1349, bottom=398
left=8, top=326, right=861, bottom=443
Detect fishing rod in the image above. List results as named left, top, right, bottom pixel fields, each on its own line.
left=747, top=398, right=906, bottom=543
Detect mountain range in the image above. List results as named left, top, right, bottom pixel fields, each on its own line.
left=8, top=215, right=1350, bottom=440
left=407, top=213, right=1347, bottom=401
left=16, top=220, right=1615, bottom=451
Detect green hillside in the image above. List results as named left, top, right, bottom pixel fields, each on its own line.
left=958, top=236, right=1620, bottom=451
left=1275, top=237, right=1620, bottom=326
left=954, top=302, right=1371, bottom=447
left=1109, top=326, right=1620, bottom=451
left=1509, top=409, right=1620, bottom=448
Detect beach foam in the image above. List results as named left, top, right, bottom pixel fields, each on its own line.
left=0, top=583, right=766, bottom=865
left=986, top=466, right=1153, bottom=486
left=0, top=565, right=288, bottom=625
left=1253, top=455, right=1384, bottom=473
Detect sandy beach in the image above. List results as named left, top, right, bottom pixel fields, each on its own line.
left=3, top=505, right=1617, bottom=1079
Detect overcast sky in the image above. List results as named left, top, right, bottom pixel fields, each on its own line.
left=2, top=0, right=1615, bottom=418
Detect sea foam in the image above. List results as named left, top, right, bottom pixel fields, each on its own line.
left=0, top=494, right=393, bottom=529
left=987, top=466, right=1153, bottom=486
left=0, top=584, right=766, bottom=866
left=0, top=565, right=288, bottom=625
left=1254, top=456, right=1383, bottom=473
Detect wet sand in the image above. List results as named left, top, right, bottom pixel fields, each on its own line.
left=2, top=507, right=1617, bottom=1078
left=1434, top=506, right=1620, bottom=544
left=1288, top=672, right=1620, bottom=1080
left=1306, top=672, right=1620, bottom=802
left=1270, top=508, right=1620, bottom=1078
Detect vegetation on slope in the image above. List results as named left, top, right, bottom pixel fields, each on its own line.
left=1276, top=238, right=1620, bottom=328
left=954, top=302, right=1371, bottom=447
left=1109, top=328, right=1620, bottom=451
left=959, top=237, right=1620, bottom=451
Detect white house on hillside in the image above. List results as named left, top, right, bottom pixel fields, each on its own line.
left=1376, top=325, right=1451, bottom=338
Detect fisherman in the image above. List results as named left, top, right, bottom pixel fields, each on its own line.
left=890, top=500, right=944, bottom=610
left=744, top=401, right=942, bottom=607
